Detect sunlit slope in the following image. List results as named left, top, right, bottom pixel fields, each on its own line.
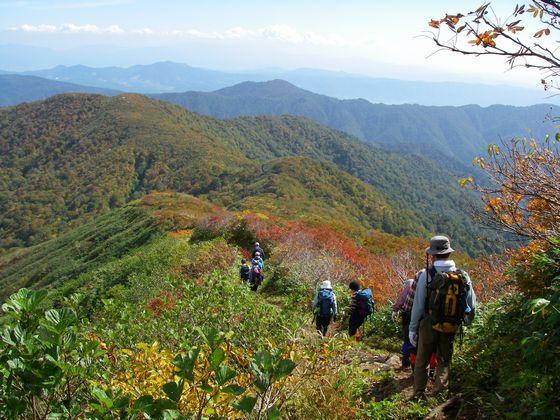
left=0, top=93, right=486, bottom=254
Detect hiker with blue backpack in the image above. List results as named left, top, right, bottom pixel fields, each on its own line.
left=249, top=252, right=264, bottom=292
left=251, top=252, right=264, bottom=270
left=348, top=281, right=374, bottom=340
left=312, top=281, right=338, bottom=336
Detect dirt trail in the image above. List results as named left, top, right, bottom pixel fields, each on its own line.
left=351, top=346, right=477, bottom=419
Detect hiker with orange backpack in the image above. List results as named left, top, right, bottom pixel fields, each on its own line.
left=408, top=236, right=476, bottom=398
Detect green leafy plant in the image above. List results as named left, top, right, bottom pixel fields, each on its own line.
left=0, top=288, right=105, bottom=418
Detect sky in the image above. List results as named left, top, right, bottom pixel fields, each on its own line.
left=0, top=0, right=549, bottom=87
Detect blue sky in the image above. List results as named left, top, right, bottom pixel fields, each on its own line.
left=0, top=0, right=545, bottom=86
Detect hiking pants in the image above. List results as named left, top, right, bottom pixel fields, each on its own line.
left=348, top=314, right=365, bottom=337
left=316, top=315, right=331, bottom=336
left=401, top=311, right=411, bottom=360
left=413, top=317, right=454, bottom=395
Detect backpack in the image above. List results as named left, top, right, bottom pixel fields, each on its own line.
left=317, top=289, right=334, bottom=317
left=356, top=288, right=374, bottom=318
left=251, top=258, right=263, bottom=269
left=240, top=265, right=251, bottom=280
left=427, top=268, right=469, bottom=333
left=251, top=266, right=263, bottom=286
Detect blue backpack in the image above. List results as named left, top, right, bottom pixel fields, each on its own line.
left=317, top=289, right=335, bottom=317
left=356, top=288, right=374, bottom=317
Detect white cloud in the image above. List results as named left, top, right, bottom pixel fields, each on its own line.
left=1, top=0, right=134, bottom=9
left=5, top=22, right=350, bottom=46
left=161, top=24, right=350, bottom=46
left=8, top=23, right=124, bottom=34
left=14, top=24, right=58, bottom=32
left=132, top=27, right=155, bottom=35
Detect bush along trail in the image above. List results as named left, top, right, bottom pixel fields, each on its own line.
left=1, top=191, right=559, bottom=418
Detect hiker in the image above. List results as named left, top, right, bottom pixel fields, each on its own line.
left=252, top=242, right=265, bottom=260
left=249, top=256, right=264, bottom=292
left=348, top=281, right=374, bottom=340
left=409, top=235, right=476, bottom=398
left=312, top=280, right=338, bottom=336
left=239, top=259, right=251, bottom=283
left=251, top=252, right=264, bottom=270
left=391, top=278, right=415, bottom=368
left=395, top=272, right=439, bottom=374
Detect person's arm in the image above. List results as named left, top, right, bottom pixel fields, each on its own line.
left=312, top=293, right=318, bottom=309
left=348, top=294, right=357, bottom=317
left=464, top=272, right=476, bottom=325
left=332, top=294, right=338, bottom=317
left=409, top=270, right=427, bottom=333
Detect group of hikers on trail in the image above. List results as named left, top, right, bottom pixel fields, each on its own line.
left=239, top=235, right=476, bottom=399
left=311, top=280, right=374, bottom=340
left=239, top=242, right=265, bottom=291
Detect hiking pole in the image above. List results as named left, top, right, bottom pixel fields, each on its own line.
left=311, top=313, right=316, bottom=325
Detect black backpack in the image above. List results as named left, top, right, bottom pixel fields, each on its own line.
left=426, top=267, right=469, bottom=333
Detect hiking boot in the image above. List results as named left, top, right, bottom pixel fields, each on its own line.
left=409, top=392, right=426, bottom=402
left=401, top=357, right=411, bottom=369
left=428, top=367, right=436, bottom=379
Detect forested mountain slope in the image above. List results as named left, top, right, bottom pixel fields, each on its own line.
left=0, top=93, right=487, bottom=254
left=153, top=80, right=558, bottom=164
left=0, top=74, right=119, bottom=106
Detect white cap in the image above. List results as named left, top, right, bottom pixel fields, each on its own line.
left=320, top=280, right=332, bottom=289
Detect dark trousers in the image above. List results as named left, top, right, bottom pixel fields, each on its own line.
left=316, top=315, right=331, bottom=336
left=348, top=314, right=365, bottom=336
left=249, top=274, right=263, bottom=291
left=401, top=311, right=412, bottom=360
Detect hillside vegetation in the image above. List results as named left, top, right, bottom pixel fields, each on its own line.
left=152, top=80, right=558, bottom=164
left=0, top=93, right=488, bottom=254
left=1, top=187, right=557, bottom=418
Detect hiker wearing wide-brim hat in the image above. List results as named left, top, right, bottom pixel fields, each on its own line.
left=425, top=235, right=454, bottom=255
left=408, top=235, right=477, bottom=400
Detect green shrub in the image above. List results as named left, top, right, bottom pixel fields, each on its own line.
left=456, top=242, right=560, bottom=417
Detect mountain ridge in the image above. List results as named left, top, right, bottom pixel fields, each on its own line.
left=1, top=58, right=553, bottom=106
left=0, top=93, right=488, bottom=255
left=151, top=79, right=558, bottom=164
left=0, top=74, right=120, bottom=106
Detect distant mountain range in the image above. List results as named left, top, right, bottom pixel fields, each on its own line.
left=0, top=93, right=489, bottom=255
left=1, top=60, right=556, bottom=106
left=151, top=79, right=559, bottom=164
left=0, top=74, right=119, bottom=106
left=3, top=74, right=557, bottom=167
